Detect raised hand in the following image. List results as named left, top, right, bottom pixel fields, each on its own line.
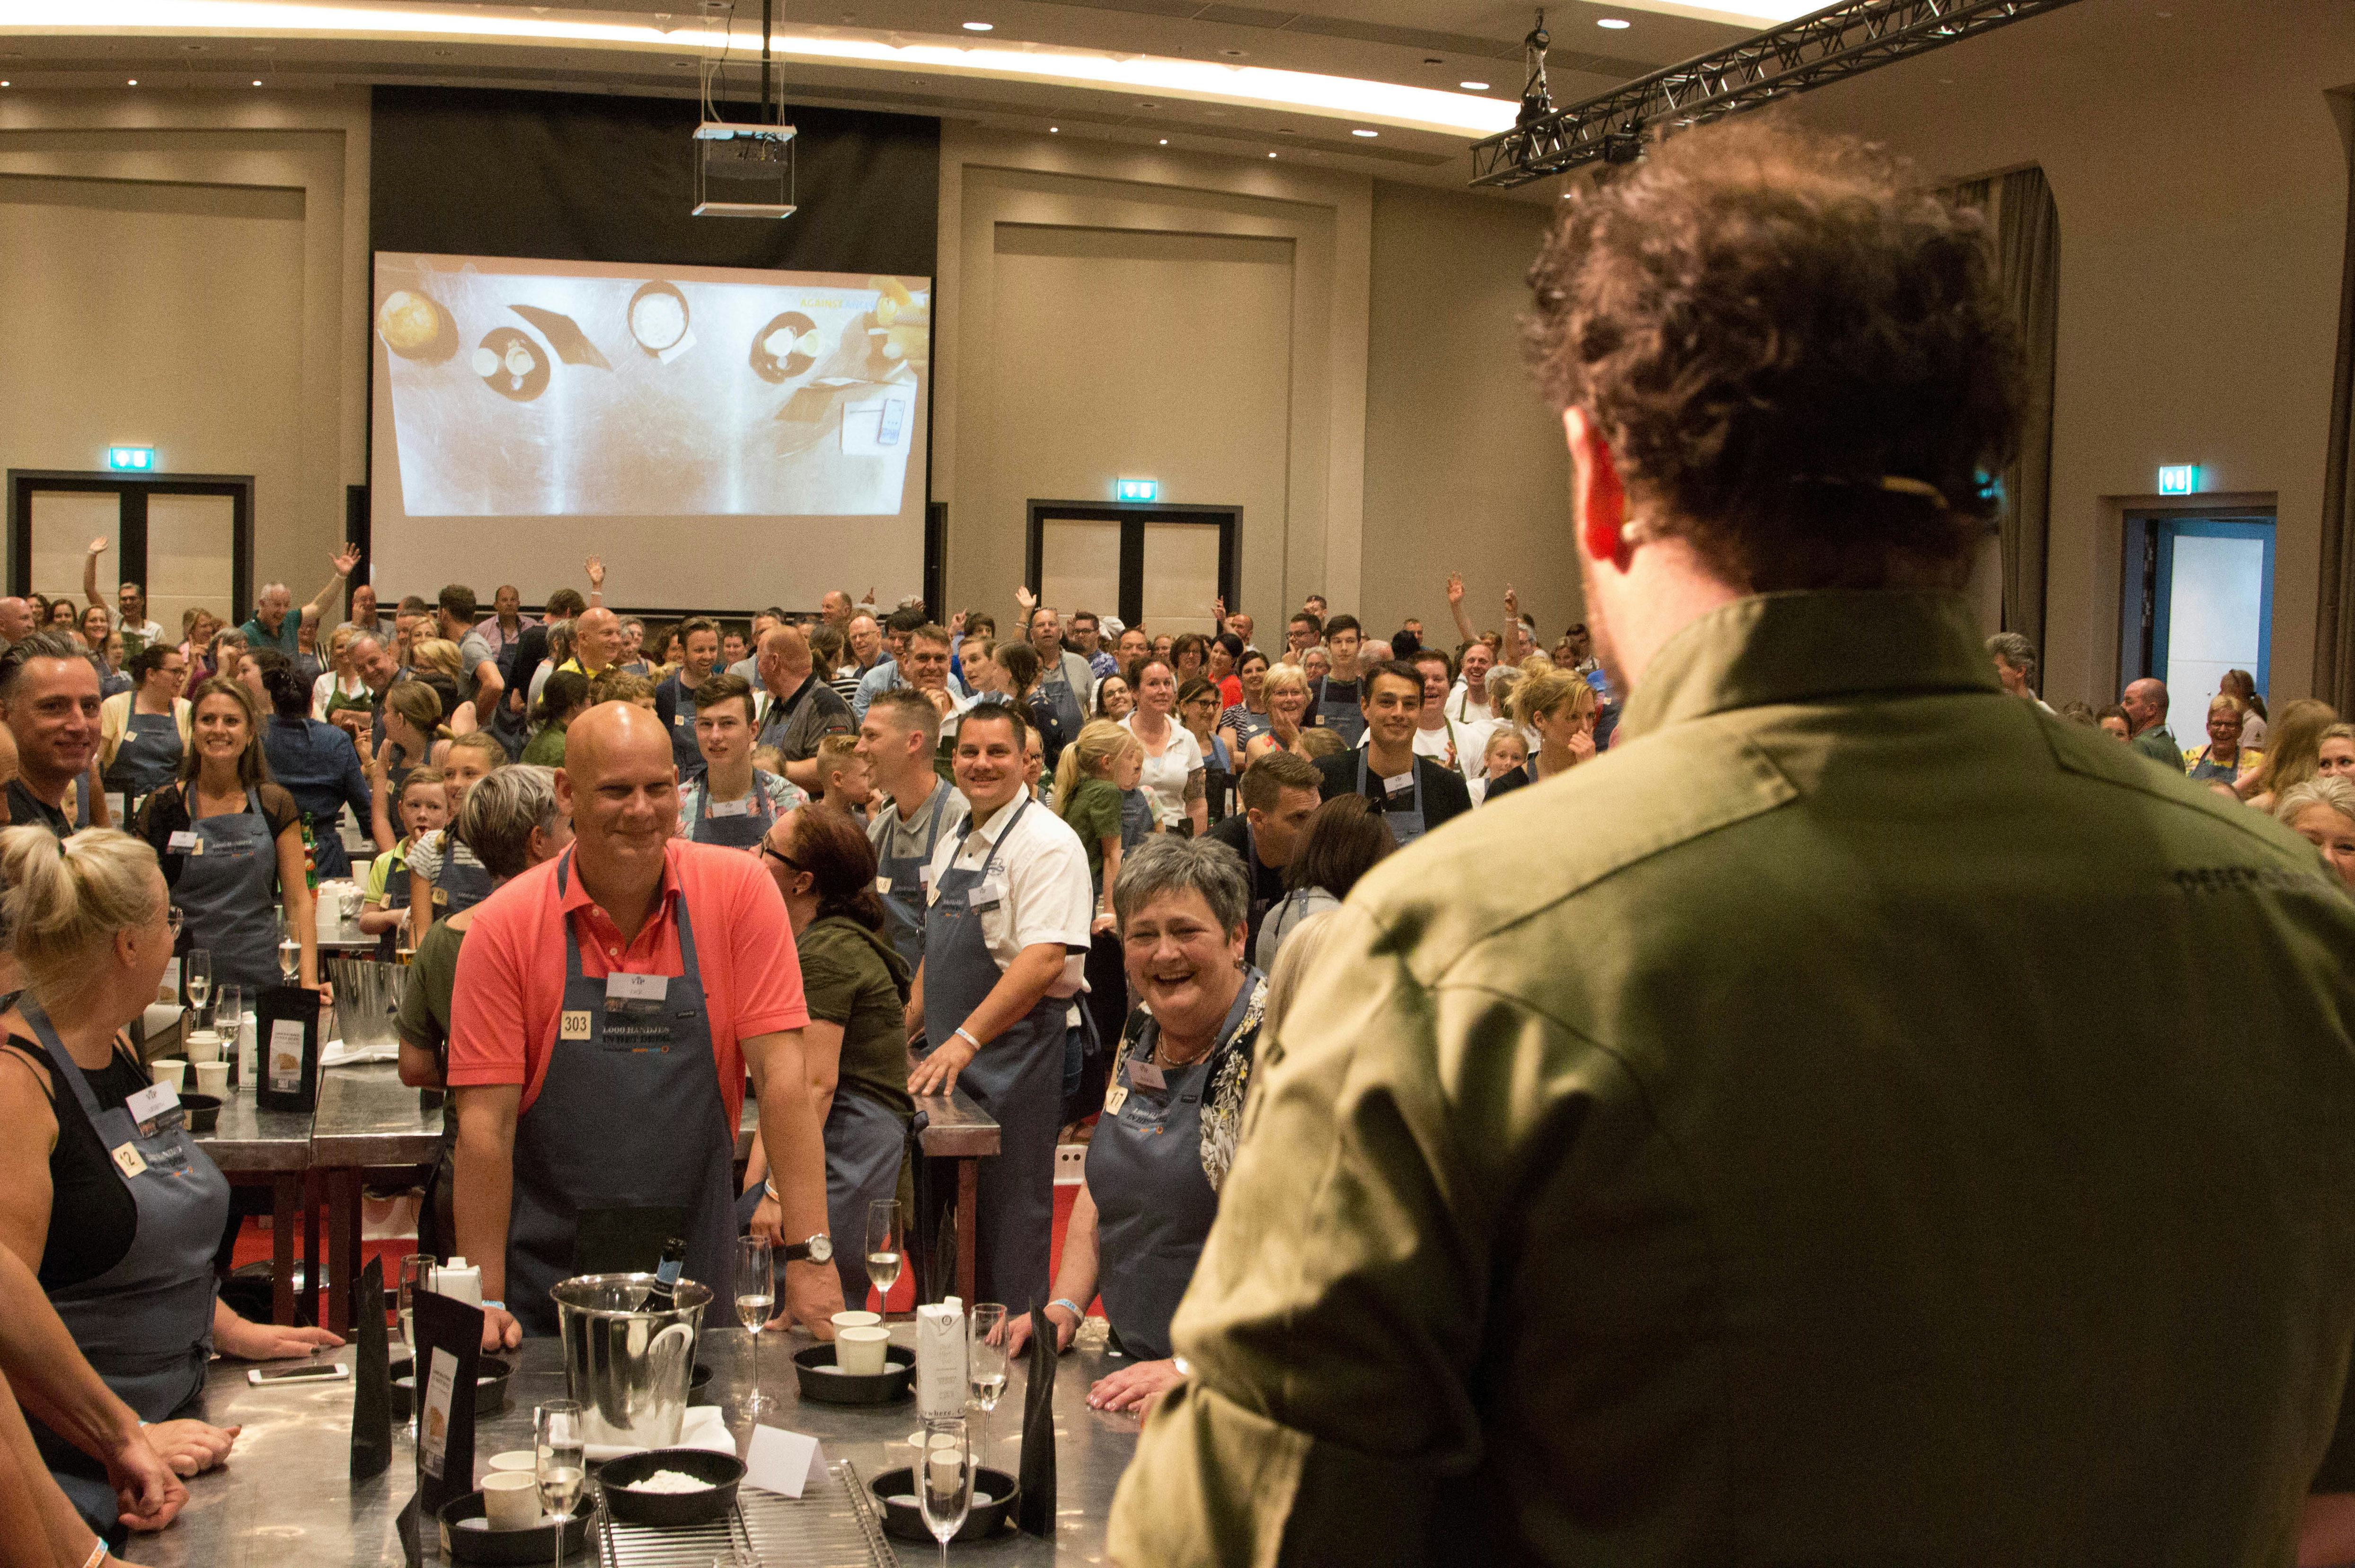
left=1014, top=585, right=1038, bottom=613
left=88, top=536, right=110, bottom=557
left=949, top=609, right=968, bottom=634
left=1446, top=573, right=1465, bottom=606
left=584, top=556, right=605, bottom=589
left=1503, top=584, right=1520, bottom=619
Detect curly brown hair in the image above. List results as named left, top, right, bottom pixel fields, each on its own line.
left=1523, top=118, right=2024, bottom=593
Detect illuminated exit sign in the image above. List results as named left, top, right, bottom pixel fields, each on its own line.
left=1116, top=478, right=1159, bottom=502
left=2157, top=464, right=2198, bottom=495
left=106, top=446, right=156, bottom=472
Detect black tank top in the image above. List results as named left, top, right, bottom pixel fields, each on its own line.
left=1, top=1033, right=145, bottom=1290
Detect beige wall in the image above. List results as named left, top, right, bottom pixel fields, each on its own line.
left=1362, top=180, right=1574, bottom=647
left=1791, top=0, right=2355, bottom=708
left=0, top=90, right=372, bottom=625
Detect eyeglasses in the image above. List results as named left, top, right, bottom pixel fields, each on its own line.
left=164, top=907, right=183, bottom=936
left=760, top=840, right=800, bottom=871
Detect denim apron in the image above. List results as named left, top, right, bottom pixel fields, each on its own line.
left=1088, top=977, right=1255, bottom=1361
left=668, top=686, right=702, bottom=776
left=104, top=709, right=182, bottom=799
left=21, top=997, right=228, bottom=1532
left=505, top=852, right=737, bottom=1336
left=1357, top=751, right=1428, bottom=847
left=427, top=829, right=496, bottom=919
left=919, top=798, right=1067, bottom=1312
left=873, top=780, right=957, bottom=972
left=823, top=1087, right=907, bottom=1310
left=687, top=775, right=778, bottom=853
left=1312, top=677, right=1367, bottom=745
left=171, top=786, right=283, bottom=994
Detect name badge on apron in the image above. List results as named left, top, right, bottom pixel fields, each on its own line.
left=1383, top=772, right=1415, bottom=796
left=168, top=831, right=202, bottom=855
left=673, top=712, right=688, bottom=727
left=708, top=798, right=753, bottom=818
left=1128, top=1058, right=1167, bottom=1092
left=126, top=1081, right=184, bottom=1139
left=606, top=972, right=668, bottom=1003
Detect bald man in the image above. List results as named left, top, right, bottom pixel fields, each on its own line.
left=2121, top=677, right=2183, bottom=770
left=0, top=599, right=33, bottom=648
left=754, top=625, right=855, bottom=793
left=561, top=607, right=624, bottom=681
left=446, top=703, right=844, bottom=1349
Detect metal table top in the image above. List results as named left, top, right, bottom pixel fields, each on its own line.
left=313, top=1062, right=444, bottom=1168
left=734, top=1089, right=1003, bottom=1161
left=121, top=1318, right=1142, bottom=1565
left=192, top=1087, right=316, bottom=1173
left=318, top=916, right=382, bottom=953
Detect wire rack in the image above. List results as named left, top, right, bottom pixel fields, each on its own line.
left=596, top=1459, right=897, bottom=1568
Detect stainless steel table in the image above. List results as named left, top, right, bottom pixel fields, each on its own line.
left=313, top=1063, right=445, bottom=1336
left=120, top=1320, right=1142, bottom=1565
left=317, top=915, right=383, bottom=954
left=192, top=1089, right=318, bottom=1328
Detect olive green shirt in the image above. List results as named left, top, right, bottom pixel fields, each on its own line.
left=797, top=916, right=913, bottom=1122
left=2134, top=723, right=2185, bottom=770
left=1110, top=590, right=2355, bottom=1566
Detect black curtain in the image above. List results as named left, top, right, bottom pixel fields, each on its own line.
left=1995, top=167, right=2060, bottom=658
left=2317, top=131, right=2355, bottom=714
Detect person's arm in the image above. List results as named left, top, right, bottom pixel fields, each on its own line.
left=335, top=730, right=387, bottom=854
left=394, top=937, right=446, bottom=1088
left=274, top=819, right=319, bottom=988
left=1002, top=1180, right=1099, bottom=1362
left=85, top=764, right=111, bottom=828
left=471, top=656, right=505, bottom=717
left=409, top=865, right=434, bottom=951
left=1095, top=833, right=1123, bottom=934
left=782, top=755, right=823, bottom=793
left=303, top=546, right=362, bottom=631
left=799, top=1020, right=844, bottom=1128
left=210, top=1298, right=340, bottom=1362
left=0, top=1367, right=108, bottom=1567
left=584, top=556, right=605, bottom=607
left=1446, top=572, right=1477, bottom=648
left=906, top=943, right=1067, bottom=1098
left=83, top=537, right=108, bottom=613
left=742, top=1028, right=847, bottom=1334
left=452, top=1085, right=523, bottom=1353
left=1185, top=768, right=1208, bottom=838
left=1014, top=584, right=1038, bottom=637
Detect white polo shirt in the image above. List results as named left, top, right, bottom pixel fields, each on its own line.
left=923, top=793, right=1094, bottom=997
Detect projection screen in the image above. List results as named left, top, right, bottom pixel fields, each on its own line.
left=369, top=251, right=930, bottom=610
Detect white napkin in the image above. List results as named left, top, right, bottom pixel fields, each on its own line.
left=319, top=1039, right=398, bottom=1067
left=584, top=1404, right=734, bottom=1462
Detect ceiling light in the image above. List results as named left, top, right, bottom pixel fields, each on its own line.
left=1460, top=80, right=1489, bottom=91
left=1597, top=16, right=1632, bottom=26
left=1048, top=125, right=1058, bottom=132
left=126, top=78, right=136, bottom=84
left=1351, top=127, right=1377, bottom=137
left=961, top=20, right=992, bottom=30
left=252, top=77, right=263, bottom=83
left=1267, top=150, right=1276, bottom=158
left=1157, top=137, right=1167, bottom=144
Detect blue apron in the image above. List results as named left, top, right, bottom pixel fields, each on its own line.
left=505, top=851, right=738, bottom=1337
left=918, top=798, right=1068, bottom=1313
left=21, top=997, right=228, bottom=1533
left=172, top=786, right=283, bottom=994
left=1032, top=656, right=1087, bottom=768
left=1088, top=976, right=1256, bottom=1362
left=104, top=708, right=182, bottom=799
left=687, top=775, right=779, bottom=852
left=427, top=828, right=496, bottom=918
left=874, top=780, right=956, bottom=972
left=669, top=687, right=702, bottom=776
left=1312, top=677, right=1367, bottom=745
left=1356, top=750, right=1427, bottom=847
left=823, top=1090, right=906, bottom=1310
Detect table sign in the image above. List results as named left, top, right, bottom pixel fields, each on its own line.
left=744, top=1425, right=825, bottom=1498
left=256, top=985, right=319, bottom=1112
left=1017, top=1305, right=1056, bottom=1535
left=350, top=1255, right=391, bottom=1480
left=409, top=1286, right=484, bottom=1522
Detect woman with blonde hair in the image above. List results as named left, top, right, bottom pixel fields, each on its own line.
left=1243, top=665, right=1318, bottom=765
left=2221, top=669, right=2269, bottom=747
left=2274, top=776, right=2355, bottom=890
left=0, top=828, right=338, bottom=1531
left=2240, top=698, right=2338, bottom=811
left=371, top=678, right=445, bottom=801
left=406, top=638, right=479, bottom=735
left=311, top=624, right=368, bottom=722
left=2320, top=722, right=2355, bottom=781
left=1484, top=667, right=1598, bottom=802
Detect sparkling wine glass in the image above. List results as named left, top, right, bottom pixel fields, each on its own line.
left=535, top=1399, right=584, bottom=1565
left=185, top=947, right=211, bottom=1017
left=916, top=1414, right=974, bottom=1568
left=967, top=1303, right=1007, bottom=1459
left=865, top=1199, right=903, bottom=1310
left=736, top=1235, right=775, bottom=1418
left=277, top=914, right=301, bottom=983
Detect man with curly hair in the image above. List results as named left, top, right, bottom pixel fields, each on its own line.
left=1109, top=119, right=2355, bottom=1565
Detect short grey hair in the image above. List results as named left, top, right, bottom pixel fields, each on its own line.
left=456, top=765, right=563, bottom=880
left=2275, top=776, right=2355, bottom=831
left=0, top=630, right=95, bottom=699
left=545, top=618, right=575, bottom=660
left=1986, top=632, right=2037, bottom=679
left=1112, top=835, right=1251, bottom=937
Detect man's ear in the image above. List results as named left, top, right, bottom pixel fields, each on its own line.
left=1566, top=407, right=1628, bottom=567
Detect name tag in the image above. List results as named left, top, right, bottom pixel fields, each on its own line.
left=431, top=886, right=449, bottom=906
left=606, top=972, right=667, bottom=1003
left=560, top=1009, right=593, bottom=1040
left=673, top=712, right=688, bottom=726
left=168, top=831, right=201, bottom=854
left=127, top=1082, right=179, bottom=1124
left=1127, top=1058, right=1167, bottom=1092
left=110, top=1143, right=149, bottom=1180
left=876, top=876, right=894, bottom=896
left=708, top=798, right=753, bottom=818
left=1383, top=772, right=1414, bottom=796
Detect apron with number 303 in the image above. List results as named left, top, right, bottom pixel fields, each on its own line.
left=1356, top=750, right=1426, bottom=847
left=919, top=797, right=1068, bottom=1313
left=505, top=850, right=738, bottom=1336
left=20, top=996, right=229, bottom=1531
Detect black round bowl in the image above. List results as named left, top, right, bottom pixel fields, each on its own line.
left=390, top=1355, right=513, bottom=1421
left=595, top=1446, right=744, bottom=1527
left=792, top=1342, right=914, bottom=1404
left=438, top=1489, right=599, bottom=1565
left=178, top=1092, right=220, bottom=1133
left=472, top=328, right=549, bottom=402
left=868, top=1465, right=1019, bottom=1543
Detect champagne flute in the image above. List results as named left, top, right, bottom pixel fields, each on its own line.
left=967, top=1303, right=1007, bottom=1460
left=736, top=1235, right=775, bottom=1418
left=866, top=1199, right=903, bottom=1310
left=185, top=947, right=211, bottom=1017
left=535, top=1399, right=584, bottom=1566
left=277, top=914, right=301, bottom=984
left=916, top=1414, right=974, bottom=1568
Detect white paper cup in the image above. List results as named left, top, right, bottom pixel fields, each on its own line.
left=182, top=1030, right=222, bottom=1065
left=836, top=1325, right=891, bottom=1376
left=486, top=1450, right=537, bottom=1473
left=831, top=1310, right=882, bottom=1332
left=193, top=1061, right=230, bottom=1097
left=148, top=1059, right=186, bottom=1092
left=481, top=1470, right=540, bottom=1529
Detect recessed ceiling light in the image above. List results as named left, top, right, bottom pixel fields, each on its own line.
left=1351, top=127, right=1377, bottom=137
left=962, top=20, right=992, bottom=30
left=126, top=78, right=137, bottom=85
left=253, top=79, right=264, bottom=85
left=1597, top=16, right=1632, bottom=27
left=1267, top=150, right=1277, bottom=158
left=1, top=81, right=10, bottom=88
left=1157, top=137, right=1167, bottom=144
left=1460, top=80, right=1489, bottom=90
left=1048, top=125, right=1058, bottom=132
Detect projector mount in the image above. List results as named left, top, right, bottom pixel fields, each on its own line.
left=693, top=0, right=797, bottom=218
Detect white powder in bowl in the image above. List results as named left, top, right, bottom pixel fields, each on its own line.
left=625, top=1469, right=715, bottom=1493
left=631, top=292, right=687, bottom=350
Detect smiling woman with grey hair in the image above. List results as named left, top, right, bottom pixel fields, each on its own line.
left=999, top=833, right=1267, bottom=1418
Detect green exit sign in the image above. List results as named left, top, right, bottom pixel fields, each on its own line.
left=106, top=446, right=156, bottom=472
left=1116, top=478, right=1158, bottom=502
left=2157, top=464, right=2197, bottom=495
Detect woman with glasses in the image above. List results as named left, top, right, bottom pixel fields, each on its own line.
left=0, top=827, right=339, bottom=1533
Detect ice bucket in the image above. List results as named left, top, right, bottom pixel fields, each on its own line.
left=551, top=1273, right=708, bottom=1450
left=326, top=958, right=403, bottom=1050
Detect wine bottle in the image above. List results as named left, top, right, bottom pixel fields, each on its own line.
left=645, top=1236, right=688, bottom=1310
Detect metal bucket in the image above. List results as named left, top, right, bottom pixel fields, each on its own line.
left=327, top=958, right=403, bottom=1050
left=552, top=1274, right=709, bottom=1450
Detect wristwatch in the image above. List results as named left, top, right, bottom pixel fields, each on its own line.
left=781, top=1233, right=834, bottom=1266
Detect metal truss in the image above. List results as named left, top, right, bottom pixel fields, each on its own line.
left=1470, top=0, right=2087, bottom=188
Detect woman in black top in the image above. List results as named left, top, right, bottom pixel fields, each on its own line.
left=0, top=826, right=336, bottom=1531
left=253, top=652, right=380, bottom=880
left=1482, top=665, right=1596, bottom=802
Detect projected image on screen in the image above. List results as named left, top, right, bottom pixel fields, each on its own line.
left=372, top=253, right=928, bottom=519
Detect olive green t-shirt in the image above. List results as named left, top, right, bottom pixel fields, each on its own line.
left=395, top=918, right=465, bottom=1063
left=1060, top=776, right=1124, bottom=890
left=796, top=916, right=913, bottom=1122
left=521, top=725, right=567, bottom=767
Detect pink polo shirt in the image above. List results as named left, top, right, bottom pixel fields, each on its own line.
left=447, top=837, right=808, bottom=1128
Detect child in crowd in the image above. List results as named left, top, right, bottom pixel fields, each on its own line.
left=750, top=744, right=787, bottom=779
left=1296, top=726, right=1349, bottom=762
left=809, top=734, right=873, bottom=821
left=1470, top=728, right=1530, bottom=806
left=408, top=732, right=507, bottom=935
left=1056, top=722, right=1145, bottom=934
left=359, top=766, right=446, bottom=955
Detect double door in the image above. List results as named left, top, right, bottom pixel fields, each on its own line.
left=1027, top=501, right=1237, bottom=637
left=6, top=469, right=251, bottom=642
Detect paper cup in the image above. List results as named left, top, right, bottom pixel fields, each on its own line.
left=193, top=1061, right=230, bottom=1097
left=836, top=1325, right=891, bottom=1376
left=832, top=1310, right=882, bottom=1332
left=486, top=1450, right=537, bottom=1473
left=481, top=1470, right=541, bottom=1529
left=148, top=1059, right=186, bottom=1092
left=183, top=1030, right=222, bottom=1064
